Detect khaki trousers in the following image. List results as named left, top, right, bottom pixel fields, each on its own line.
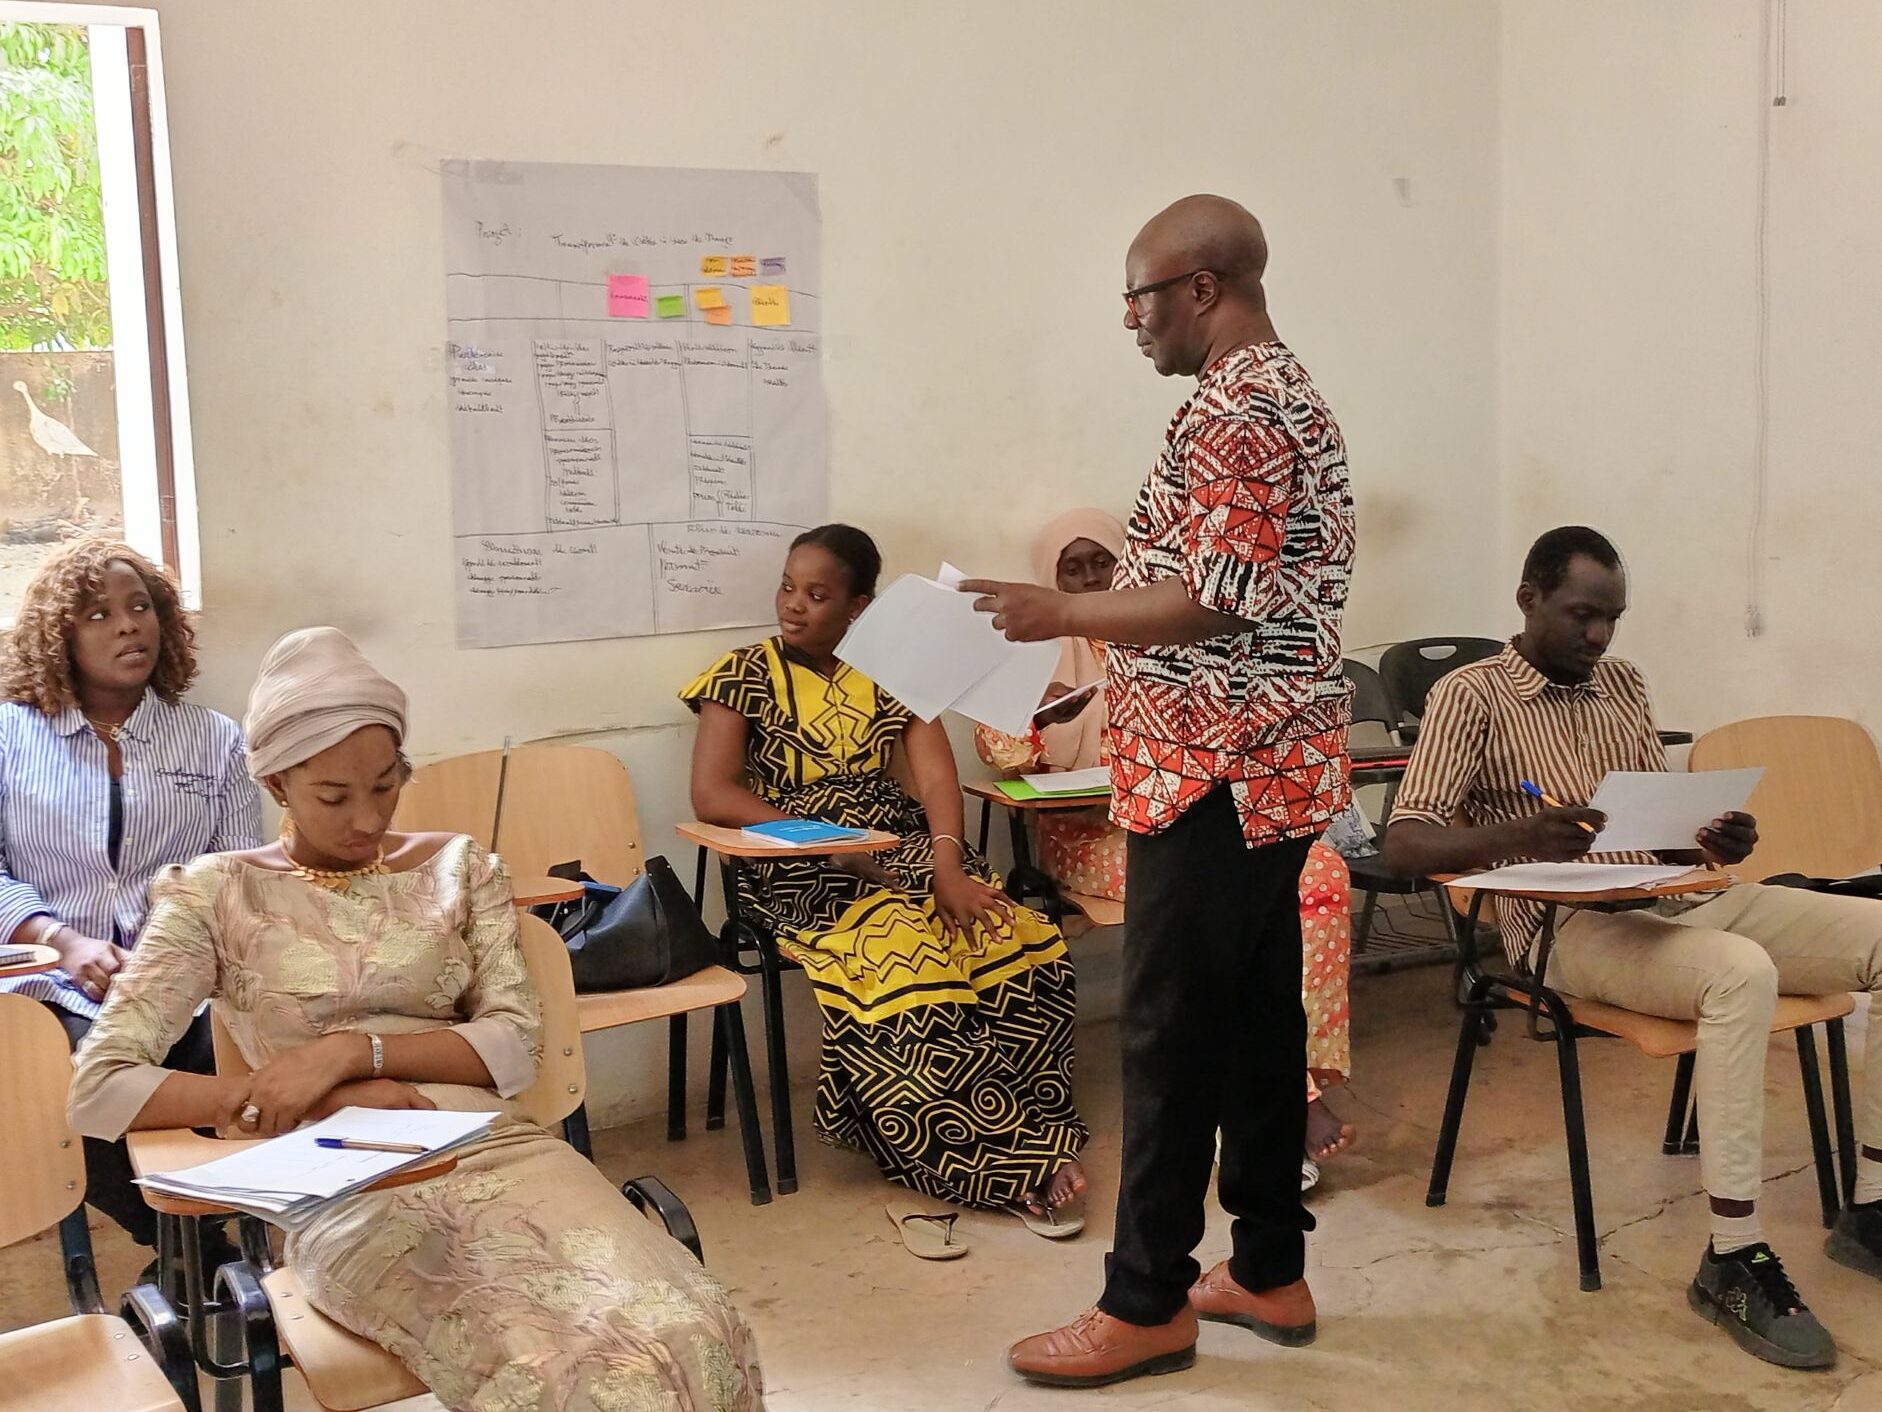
left=1548, top=884, right=1881, bottom=1203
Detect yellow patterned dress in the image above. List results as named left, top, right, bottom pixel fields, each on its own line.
left=70, top=836, right=764, bottom=1412
left=683, top=639, right=1087, bottom=1208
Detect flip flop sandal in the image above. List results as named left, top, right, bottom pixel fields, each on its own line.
left=1007, top=1194, right=1086, bottom=1240
left=886, top=1202, right=968, bottom=1260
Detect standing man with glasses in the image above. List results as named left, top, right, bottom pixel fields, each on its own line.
left=963, top=194, right=1355, bottom=1388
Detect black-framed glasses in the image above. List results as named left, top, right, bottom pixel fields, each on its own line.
left=1122, top=268, right=1211, bottom=317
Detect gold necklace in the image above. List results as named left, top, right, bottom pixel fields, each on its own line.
left=87, top=717, right=124, bottom=743
left=285, top=845, right=388, bottom=890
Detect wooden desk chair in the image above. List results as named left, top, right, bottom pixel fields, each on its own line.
left=0, top=994, right=200, bottom=1411
left=142, top=915, right=703, bottom=1412
left=398, top=744, right=771, bottom=1204
left=1426, top=878, right=1856, bottom=1291
left=960, top=780, right=1121, bottom=930
left=679, top=822, right=900, bottom=1196
left=1688, top=715, right=1882, bottom=883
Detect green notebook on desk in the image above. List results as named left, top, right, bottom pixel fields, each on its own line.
left=993, top=778, right=1110, bottom=802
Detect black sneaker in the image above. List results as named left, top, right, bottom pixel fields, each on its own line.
left=1826, top=1199, right=1882, bottom=1280
left=1688, top=1242, right=1835, bottom=1369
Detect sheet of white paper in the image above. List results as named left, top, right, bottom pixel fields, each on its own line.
left=835, top=574, right=1058, bottom=732
left=140, top=1108, right=496, bottom=1203
left=1587, top=768, right=1764, bottom=854
left=1444, top=863, right=1697, bottom=894
left=1020, top=767, right=1113, bottom=796
left=934, top=561, right=968, bottom=590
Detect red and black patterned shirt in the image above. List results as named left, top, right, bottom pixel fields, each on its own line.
left=1106, top=342, right=1355, bottom=846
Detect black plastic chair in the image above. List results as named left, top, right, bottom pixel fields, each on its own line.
left=1341, top=659, right=1430, bottom=953
left=1380, top=637, right=1502, bottom=742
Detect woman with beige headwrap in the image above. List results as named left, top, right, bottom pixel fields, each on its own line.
left=976, top=511, right=1359, bottom=1185
left=70, top=627, right=764, bottom=1411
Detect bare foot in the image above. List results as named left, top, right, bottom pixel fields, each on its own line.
left=1307, top=1096, right=1356, bottom=1161
left=1044, top=1159, right=1087, bottom=1210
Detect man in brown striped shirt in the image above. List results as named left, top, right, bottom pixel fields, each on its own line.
left=1383, top=526, right=1882, bottom=1371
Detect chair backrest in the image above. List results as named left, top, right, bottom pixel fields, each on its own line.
left=1379, top=637, right=1502, bottom=724
left=1342, top=658, right=1399, bottom=733
left=511, top=912, right=587, bottom=1127
left=395, top=749, right=505, bottom=847
left=1688, top=715, right=1882, bottom=882
left=492, top=743, right=646, bottom=886
left=210, top=915, right=586, bottom=1128
left=0, top=993, right=87, bottom=1246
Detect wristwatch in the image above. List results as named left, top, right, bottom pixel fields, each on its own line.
left=368, top=1032, right=384, bottom=1078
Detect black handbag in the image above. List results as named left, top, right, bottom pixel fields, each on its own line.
left=534, top=856, right=721, bottom=992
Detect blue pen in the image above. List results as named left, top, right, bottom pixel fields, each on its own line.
left=314, top=1137, right=427, bottom=1154
left=1519, top=779, right=1597, bottom=834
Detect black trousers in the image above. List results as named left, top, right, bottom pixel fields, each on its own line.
left=1099, top=786, right=1316, bottom=1326
left=56, top=1004, right=216, bottom=1247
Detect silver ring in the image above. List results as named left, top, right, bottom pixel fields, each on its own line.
left=240, top=1104, right=260, bottom=1126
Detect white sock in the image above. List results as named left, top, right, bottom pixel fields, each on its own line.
left=1854, top=1152, right=1882, bottom=1206
left=1710, top=1209, right=1764, bottom=1256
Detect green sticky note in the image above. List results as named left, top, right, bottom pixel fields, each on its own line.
left=656, top=293, right=686, bottom=318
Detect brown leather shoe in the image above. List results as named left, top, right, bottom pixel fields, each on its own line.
left=1007, top=1305, right=1198, bottom=1387
left=1188, top=1262, right=1317, bottom=1346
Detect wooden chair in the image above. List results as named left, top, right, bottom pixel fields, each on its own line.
left=1427, top=882, right=1856, bottom=1291
left=398, top=744, right=771, bottom=1204
left=1687, top=715, right=1882, bottom=883
left=0, top=994, right=200, bottom=1411
left=141, top=915, right=704, bottom=1412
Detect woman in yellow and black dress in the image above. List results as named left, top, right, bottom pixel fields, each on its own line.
left=683, top=525, right=1088, bottom=1223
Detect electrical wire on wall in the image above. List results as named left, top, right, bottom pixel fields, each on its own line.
left=1746, top=0, right=1788, bottom=638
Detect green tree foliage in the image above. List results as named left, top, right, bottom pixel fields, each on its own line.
left=0, top=23, right=109, bottom=351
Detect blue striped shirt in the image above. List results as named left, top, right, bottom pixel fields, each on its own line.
left=0, top=695, right=263, bottom=1018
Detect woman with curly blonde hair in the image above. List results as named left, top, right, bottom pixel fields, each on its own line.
left=0, top=538, right=260, bottom=1262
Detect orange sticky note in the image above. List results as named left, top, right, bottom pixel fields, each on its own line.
left=701, top=255, right=729, bottom=276
left=729, top=254, right=756, bottom=278
left=750, top=285, right=790, bottom=326
left=694, top=286, right=727, bottom=311
left=704, top=304, right=733, bottom=326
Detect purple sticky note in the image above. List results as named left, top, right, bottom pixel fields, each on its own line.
left=760, top=256, right=786, bottom=277
left=607, top=274, right=650, bottom=318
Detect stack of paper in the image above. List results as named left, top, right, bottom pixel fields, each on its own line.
left=0, top=944, right=42, bottom=966
left=1019, top=767, right=1113, bottom=796
left=137, top=1107, right=497, bottom=1228
left=1443, top=862, right=1702, bottom=894
left=835, top=566, right=1059, bottom=734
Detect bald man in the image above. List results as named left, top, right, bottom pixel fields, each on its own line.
left=970, top=195, right=1356, bottom=1387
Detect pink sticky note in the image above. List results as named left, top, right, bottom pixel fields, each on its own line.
left=607, top=274, right=650, bottom=318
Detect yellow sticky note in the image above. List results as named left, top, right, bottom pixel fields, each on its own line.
left=704, top=304, right=734, bottom=326
left=701, top=255, right=728, bottom=276
left=694, top=286, right=727, bottom=311
left=729, top=254, right=756, bottom=278
left=750, top=284, right=791, bottom=327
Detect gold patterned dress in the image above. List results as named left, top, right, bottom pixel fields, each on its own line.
left=69, top=835, right=764, bottom=1412
left=683, top=639, right=1087, bottom=1208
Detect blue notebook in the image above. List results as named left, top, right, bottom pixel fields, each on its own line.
left=740, top=818, right=870, bottom=847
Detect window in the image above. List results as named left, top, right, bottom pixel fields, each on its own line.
left=0, top=4, right=195, bottom=620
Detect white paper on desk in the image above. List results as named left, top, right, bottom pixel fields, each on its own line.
left=1587, top=768, right=1764, bottom=854
left=1444, top=862, right=1698, bottom=894
left=835, top=573, right=1058, bottom=733
left=1020, top=767, right=1113, bottom=796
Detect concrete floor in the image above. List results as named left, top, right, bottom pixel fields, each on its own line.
left=2, top=962, right=1875, bottom=1411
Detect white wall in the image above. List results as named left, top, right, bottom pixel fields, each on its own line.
left=1497, top=1, right=1882, bottom=732
left=116, top=0, right=1500, bottom=1122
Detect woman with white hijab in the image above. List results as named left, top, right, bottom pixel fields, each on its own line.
left=72, top=627, right=764, bottom=1411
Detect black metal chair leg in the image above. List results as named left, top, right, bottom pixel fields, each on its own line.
left=120, top=1281, right=203, bottom=1412
left=1354, top=887, right=1380, bottom=954
left=57, top=1207, right=103, bottom=1314
left=1427, top=974, right=1492, bottom=1207
left=562, top=1101, right=595, bottom=1159
left=757, top=937, right=798, bottom=1194
left=1552, top=1019, right=1601, bottom=1291
left=1664, top=1052, right=1696, bottom=1155
left=216, top=1262, right=283, bottom=1412
left=667, top=1012, right=687, bottom=1141
left=706, top=1005, right=729, bottom=1131
left=716, top=1000, right=773, bottom=1205
left=1827, top=1017, right=1857, bottom=1208
left=1794, top=1025, right=1841, bottom=1228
